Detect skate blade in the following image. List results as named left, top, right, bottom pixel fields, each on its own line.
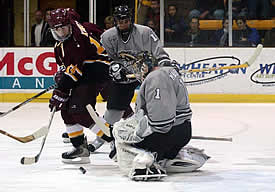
left=62, top=157, right=90, bottom=164
left=131, top=174, right=167, bottom=181
left=63, top=138, right=71, bottom=143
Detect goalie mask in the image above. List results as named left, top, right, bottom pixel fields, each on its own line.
left=113, top=5, right=133, bottom=43
left=125, top=51, right=155, bottom=83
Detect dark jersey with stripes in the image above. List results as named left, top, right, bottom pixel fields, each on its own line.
left=54, top=21, right=111, bottom=91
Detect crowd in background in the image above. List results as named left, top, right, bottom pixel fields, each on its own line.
left=30, top=0, right=275, bottom=48
left=138, top=0, right=275, bottom=47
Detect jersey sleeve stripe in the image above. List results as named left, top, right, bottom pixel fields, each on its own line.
left=148, top=116, right=176, bottom=127
left=84, top=60, right=111, bottom=65
left=89, top=37, right=105, bottom=54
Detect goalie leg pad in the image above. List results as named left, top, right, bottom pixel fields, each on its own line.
left=114, top=141, right=143, bottom=175
left=160, top=146, right=210, bottom=173
left=113, top=137, right=166, bottom=181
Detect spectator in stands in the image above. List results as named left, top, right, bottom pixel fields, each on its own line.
left=224, top=0, right=248, bottom=19
left=104, top=16, right=114, bottom=31
left=210, top=17, right=230, bottom=46
left=234, top=16, right=261, bottom=46
left=270, top=0, right=275, bottom=18
left=263, top=5, right=275, bottom=46
left=189, top=0, right=225, bottom=20
left=137, top=0, right=152, bottom=25
left=145, top=0, right=160, bottom=33
left=146, top=19, right=160, bottom=37
left=247, top=0, right=270, bottom=19
left=31, top=10, right=47, bottom=46
left=264, top=28, right=275, bottom=46
left=182, top=17, right=210, bottom=46
left=165, top=4, right=187, bottom=43
left=40, top=8, right=56, bottom=47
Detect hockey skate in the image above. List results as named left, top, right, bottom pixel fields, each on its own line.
left=62, top=132, right=70, bottom=143
left=87, top=136, right=105, bottom=152
left=129, top=163, right=167, bottom=181
left=108, top=140, right=117, bottom=162
left=62, top=138, right=90, bottom=164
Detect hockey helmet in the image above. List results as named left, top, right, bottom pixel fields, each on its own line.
left=48, top=8, right=80, bottom=42
left=48, top=8, right=80, bottom=28
left=113, top=5, right=132, bottom=22
left=113, top=5, right=133, bottom=42
left=131, top=51, right=155, bottom=82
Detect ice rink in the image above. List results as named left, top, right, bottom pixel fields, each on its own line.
left=0, top=102, right=275, bottom=192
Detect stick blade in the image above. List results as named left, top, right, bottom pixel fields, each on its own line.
left=21, top=157, right=36, bottom=165
left=32, top=126, right=49, bottom=139
left=86, top=104, right=111, bottom=137
left=0, top=112, right=6, bottom=117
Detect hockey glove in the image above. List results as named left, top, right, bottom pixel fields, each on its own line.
left=49, top=89, right=69, bottom=111
left=112, top=109, right=152, bottom=144
left=171, top=60, right=181, bottom=73
left=54, top=70, right=64, bottom=84
left=53, top=66, right=66, bottom=83
left=109, top=61, right=128, bottom=82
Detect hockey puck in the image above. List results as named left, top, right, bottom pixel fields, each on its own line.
left=79, top=167, right=86, bottom=174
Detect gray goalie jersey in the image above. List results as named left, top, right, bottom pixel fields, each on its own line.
left=136, top=67, right=192, bottom=134
left=100, top=24, right=169, bottom=64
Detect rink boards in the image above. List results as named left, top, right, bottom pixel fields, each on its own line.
left=0, top=47, right=275, bottom=103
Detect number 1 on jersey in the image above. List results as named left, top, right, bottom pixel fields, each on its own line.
left=154, top=88, right=161, bottom=99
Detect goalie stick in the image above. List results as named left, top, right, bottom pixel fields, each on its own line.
left=86, top=104, right=232, bottom=142
left=86, top=104, right=111, bottom=137
left=21, top=107, right=56, bottom=165
left=192, top=136, right=232, bottom=142
left=0, top=126, right=48, bottom=143
left=0, top=84, right=56, bottom=118
left=126, top=44, right=263, bottom=78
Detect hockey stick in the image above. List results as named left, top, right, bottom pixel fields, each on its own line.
left=126, top=44, right=263, bottom=78
left=86, top=104, right=111, bottom=137
left=86, top=104, right=232, bottom=143
left=0, top=84, right=56, bottom=118
left=192, top=136, right=232, bottom=142
left=20, top=107, right=56, bottom=165
left=178, top=44, right=263, bottom=73
left=0, top=126, right=48, bottom=143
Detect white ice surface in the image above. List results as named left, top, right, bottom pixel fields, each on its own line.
left=0, top=102, right=275, bottom=192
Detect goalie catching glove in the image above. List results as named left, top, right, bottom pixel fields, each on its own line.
left=113, top=109, right=153, bottom=144
left=49, top=89, right=69, bottom=111
left=109, top=61, right=129, bottom=82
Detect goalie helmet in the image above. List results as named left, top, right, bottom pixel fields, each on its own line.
left=113, top=5, right=133, bottom=43
left=124, top=51, right=155, bottom=83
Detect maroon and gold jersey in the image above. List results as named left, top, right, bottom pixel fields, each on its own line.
left=54, top=21, right=111, bottom=91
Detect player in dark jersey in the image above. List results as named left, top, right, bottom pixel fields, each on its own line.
left=112, top=53, right=210, bottom=181
left=48, top=8, right=111, bottom=164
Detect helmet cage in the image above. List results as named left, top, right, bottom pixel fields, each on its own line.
left=50, top=25, right=72, bottom=42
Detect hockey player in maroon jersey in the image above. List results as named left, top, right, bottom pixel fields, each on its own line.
left=48, top=8, right=112, bottom=163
